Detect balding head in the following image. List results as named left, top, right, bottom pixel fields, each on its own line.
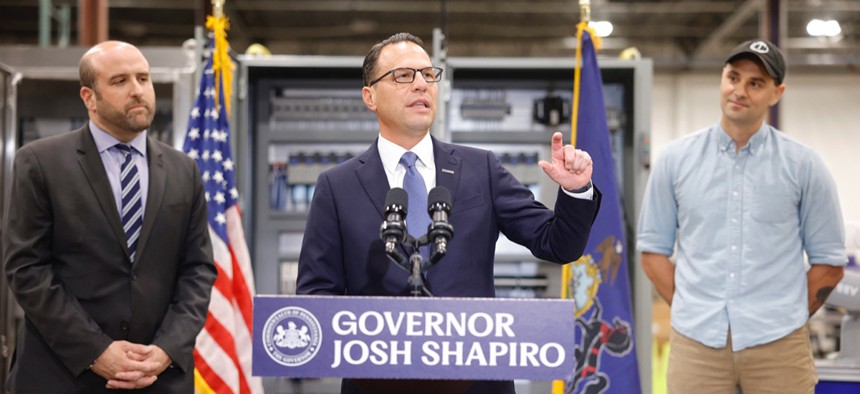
left=79, top=41, right=144, bottom=89
left=78, top=40, right=155, bottom=142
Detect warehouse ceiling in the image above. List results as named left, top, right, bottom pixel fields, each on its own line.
left=0, top=0, right=857, bottom=70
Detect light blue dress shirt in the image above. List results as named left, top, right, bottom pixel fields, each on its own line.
left=89, top=121, right=149, bottom=220
left=637, top=123, right=846, bottom=351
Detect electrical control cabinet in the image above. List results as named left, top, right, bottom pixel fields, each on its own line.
left=236, top=57, right=653, bottom=392
left=236, top=56, right=652, bottom=304
left=237, top=57, right=370, bottom=296
left=445, top=57, right=651, bottom=302
left=0, top=46, right=195, bottom=149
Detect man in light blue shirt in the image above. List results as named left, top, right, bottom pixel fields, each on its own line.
left=637, top=39, right=846, bottom=393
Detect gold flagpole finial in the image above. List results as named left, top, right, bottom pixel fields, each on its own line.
left=579, top=0, right=591, bottom=23
left=212, top=0, right=224, bottom=18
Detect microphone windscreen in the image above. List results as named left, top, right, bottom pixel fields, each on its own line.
left=385, top=187, right=409, bottom=210
left=428, top=186, right=452, bottom=210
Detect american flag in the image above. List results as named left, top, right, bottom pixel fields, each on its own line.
left=184, top=38, right=263, bottom=394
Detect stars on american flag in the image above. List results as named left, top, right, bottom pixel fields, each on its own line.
left=211, top=129, right=228, bottom=142
left=212, top=171, right=224, bottom=184
left=182, top=36, right=263, bottom=394
left=181, top=48, right=239, bottom=239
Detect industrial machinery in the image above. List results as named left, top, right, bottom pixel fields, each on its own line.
left=816, top=221, right=860, bottom=392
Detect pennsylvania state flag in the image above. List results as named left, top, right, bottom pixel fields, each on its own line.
left=555, top=24, right=641, bottom=394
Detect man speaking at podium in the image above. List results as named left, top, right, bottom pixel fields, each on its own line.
left=297, top=32, right=601, bottom=394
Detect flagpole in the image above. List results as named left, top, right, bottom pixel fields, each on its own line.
left=571, top=0, right=590, bottom=145
left=212, top=0, right=224, bottom=18
left=208, top=0, right=233, bottom=114
left=557, top=2, right=643, bottom=392
left=189, top=3, right=262, bottom=392
left=580, top=0, right=590, bottom=24
left=553, top=3, right=591, bottom=393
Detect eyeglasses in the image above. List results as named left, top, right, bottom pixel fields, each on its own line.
left=367, top=67, right=444, bottom=87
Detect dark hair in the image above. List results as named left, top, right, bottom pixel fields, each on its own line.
left=362, top=32, right=425, bottom=86
left=79, top=56, right=96, bottom=89
left=726, top=53, right=781, bottom=86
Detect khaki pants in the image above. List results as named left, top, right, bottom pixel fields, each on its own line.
left=667, top=325, right=816, bottom=394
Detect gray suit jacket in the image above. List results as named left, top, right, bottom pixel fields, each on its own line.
left=3, top=126, right=217, bottom=393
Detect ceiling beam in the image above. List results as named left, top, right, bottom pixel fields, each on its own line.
left=6, top=0, right=860, bottom=13
left=222, top=5, right=254, bottom=51
left=235, top=22, right=725, bottom=40
left=226, top=1, right=740, bottom=14
left=97, top=0, right=740, bottom=14
left=786, top=0, right=860, bottom=12
left=693, top=0, right=763, bottom=59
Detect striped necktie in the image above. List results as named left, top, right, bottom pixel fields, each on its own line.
left=400, top=152, right=430, bottom=258
left=116, top=144, right=143, bottom=262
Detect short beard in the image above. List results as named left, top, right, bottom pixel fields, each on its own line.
left=94, top=89, right=154, bottom=133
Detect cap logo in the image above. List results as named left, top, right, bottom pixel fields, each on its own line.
left=749, top=41, right=770, bottom=54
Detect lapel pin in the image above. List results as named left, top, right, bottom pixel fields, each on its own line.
left=441, top=169, right=455, bottom=174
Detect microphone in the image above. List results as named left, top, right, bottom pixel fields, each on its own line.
left=427, top=186, right=454, bottom=264
left=380, top=188, right=409, bottom=256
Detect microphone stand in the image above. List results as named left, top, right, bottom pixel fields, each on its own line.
left=383, top=235, right=434, bottom=297
left=407, top=251, right=429, bottom=297
left=406, top=231, right=453, bottom=297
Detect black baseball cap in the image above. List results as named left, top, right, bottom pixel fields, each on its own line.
left=725, top=39, right=786, bottom=85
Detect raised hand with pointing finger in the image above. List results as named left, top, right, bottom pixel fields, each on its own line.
left=539, top=131, right=593, bottom=192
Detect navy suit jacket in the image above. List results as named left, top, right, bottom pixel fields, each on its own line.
left=298, top=137, right=600, bottom=296
left=296, top=137, right=600, bottom=393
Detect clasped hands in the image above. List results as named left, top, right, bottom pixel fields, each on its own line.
left=538, top=132, right=593, bottom=191
left=91, top=340, right=172, bottom=389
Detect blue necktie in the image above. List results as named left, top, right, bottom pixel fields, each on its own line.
left=400, top=152, right=430, bottom=258
left=116, top=144, right=143, bottom=262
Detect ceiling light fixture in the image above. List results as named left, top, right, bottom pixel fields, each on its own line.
left=589, top=21, right=613, bottom=38
left=806, top=19, right=842, bottom=37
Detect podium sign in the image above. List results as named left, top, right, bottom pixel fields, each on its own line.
left=253, top=295, right=576, bottom=381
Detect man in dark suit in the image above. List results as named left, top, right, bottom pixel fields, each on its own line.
left=3, top=41, right=216, bottom=393
left=297, top=33, right=601, bottom=393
